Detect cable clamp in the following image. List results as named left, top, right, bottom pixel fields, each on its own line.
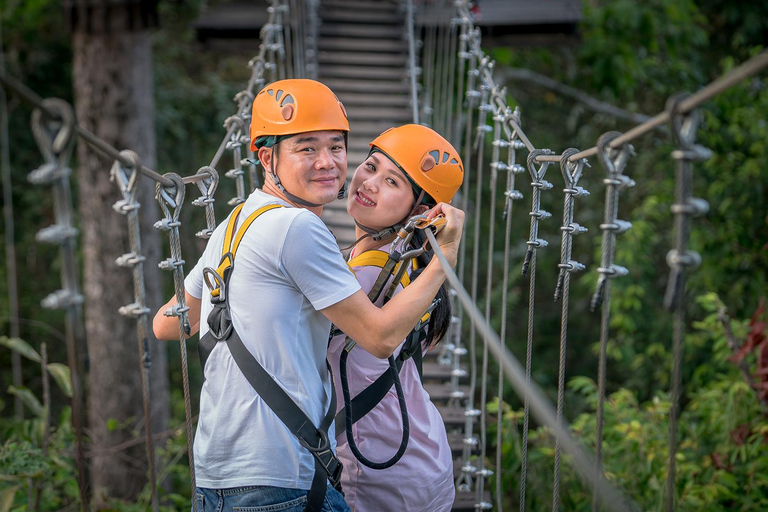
left=526, top=238, right=548, bottom=248
left=558, top=260, right=586, bottom=273
left=666, top=249, right=702, bottom=269
left=164, top=304, right=190, bottom=317
left=41, top=289, right=83, bottom=310
left=532, top=179, right=553, bottom=190
left=35, top=225, right=78, bottom=245
left=670, top=198, right=709, bottom=217
left=597, top=264, right=629, bottom=278
left=529, top=210, right=551, bottom=220
left=153, top=218, right=181, bottom=231
left=600, top=220, right=632, bottom=234
left=504, top=190, right=523, bottom=201
left=671, top=144, right=712, bottom=162
left=116, top=252, right=146, bottom=268
left=119, top=303, right=151, bottom=319
left=28, top=163, right=71, bottom=184
left=159, top=257, right=185, bottom=271
left=565, top=186, right=590, bottom=197
left=561, top=223, right=587, bottom=235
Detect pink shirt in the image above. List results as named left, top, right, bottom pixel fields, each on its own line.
left=327, top=246, right=455, bottom=512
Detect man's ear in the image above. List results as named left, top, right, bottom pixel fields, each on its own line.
left=257, top=146, right=273, bottom=172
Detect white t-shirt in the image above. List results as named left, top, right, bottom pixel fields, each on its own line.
left=185, top=189, right=361, bottom=489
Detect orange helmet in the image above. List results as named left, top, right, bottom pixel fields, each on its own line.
left=369, top=124, right=463, bottom=205
left=250, top=79, right=349, bottom=151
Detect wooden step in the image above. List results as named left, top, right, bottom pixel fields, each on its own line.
left=448, top=431, right=479, bottom=457
left=346, top=106, right=412, bottom=122
left=318, top=51, right=407, bottom=67
left=424, top=382, right=469, bottom=403
left=347, top=120, right=405, bottom=138
left=422, top=361, right=468, bottom=383
left=453, top=490, right=493, bottom=511
left=318, top=37, right=408, bottom=53
left=437, top=404, right=477, bottom=429
left=320, top=64, right=406, bottom=80
left=337, top=91, right=410, bottom=107
left=319, top=23, right=404, bottom=39
left=322, top=0, right=399, bottom=11
left=321, top=10, right=402, bottom=25
left=321, top=78, right=408, bottom=94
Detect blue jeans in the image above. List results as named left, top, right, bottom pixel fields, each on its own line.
left=193, top=484, right=350, bottom=512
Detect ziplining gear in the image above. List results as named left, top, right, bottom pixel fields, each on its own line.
left=333, top=215, right=445, bottom=469
left=250, top=79, right=350, bottom=208
left=198, top=202, right=344, bottom=512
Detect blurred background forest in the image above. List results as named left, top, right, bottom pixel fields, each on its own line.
left=1, top=0, right=767, bottom=510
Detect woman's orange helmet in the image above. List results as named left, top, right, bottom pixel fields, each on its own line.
left=369, top=124, right=463, bottom=205
left=250, top=79, right=349, bottom=150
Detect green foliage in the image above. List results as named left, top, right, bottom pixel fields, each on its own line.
left=489, top=296, right=768, bottom=510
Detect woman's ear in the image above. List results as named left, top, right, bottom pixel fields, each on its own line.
left=414, top=204, right=430, bottom=215
left=258, top=146, right=273, bottom=172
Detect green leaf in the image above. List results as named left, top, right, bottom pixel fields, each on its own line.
left=46, top=363, right=72, bottom=397
left=0, top=485, right=19, bottom=512
left=0, top=336, right=41, bottom=363
left=7, top=386, right=44, bottom=418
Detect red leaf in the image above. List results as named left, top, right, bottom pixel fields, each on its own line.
left=729, top=298, right=767, bottom=364
left=758, top=339, right=768, bottom=402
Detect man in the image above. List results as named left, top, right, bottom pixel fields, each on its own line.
left=153, top=79, right=464, bottom=512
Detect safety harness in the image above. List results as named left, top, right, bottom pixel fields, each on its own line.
left=198, top=202, right=343, bottom=512
left=332, top=217, right=443, bottom=469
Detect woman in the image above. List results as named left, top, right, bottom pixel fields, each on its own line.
left=328, top=124, right=464, bottom=512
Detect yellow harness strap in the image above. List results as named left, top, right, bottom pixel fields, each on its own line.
left=347, top=250, right=411, bottom=289
left=211, top=203, right=284, bottom=297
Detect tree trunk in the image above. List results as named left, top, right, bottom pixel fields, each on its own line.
left=72, top=10, right=168, bottom=505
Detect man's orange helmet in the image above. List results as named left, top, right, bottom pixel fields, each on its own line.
left=369, top=124, right=463, bottom=205
left=250, top=79, right=349, bottom=150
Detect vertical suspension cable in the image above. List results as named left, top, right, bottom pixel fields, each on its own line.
left=29, top=99, right=90, bottom=512
left=590, top=132, right=635, bottom=512
left=519, top=147, right=555, bottom=511
left=445, top=15, right=458, bottom=140
left=455, top=46, right=478, bottom=492
left=110, top=151, right=159, bottom=512
left=0, top=14, right=22, bottom=418
left=496, top=107, right=526, bottom=511
left=451, top=18, right=468, bottom=148
left=406, top=0, right=419, bottom=124
left=433, top=20, right=446, bottom=130
left=155, top=173, right=199, bottom=509
left=439, top=8, right=452, bottom=136
left=663, top=94, right=710, bottom=512
left=552, top=148, right=589, bottom=510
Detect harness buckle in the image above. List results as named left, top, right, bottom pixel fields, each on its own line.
left=299, top=428, right=331, bottom=454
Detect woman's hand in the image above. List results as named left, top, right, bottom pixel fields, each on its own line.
left=426, top=202, right=465, bottom=268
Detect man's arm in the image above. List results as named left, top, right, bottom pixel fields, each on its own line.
left=322, top=203, right=464, bottom=358
left=153, top=291, right=202, bottom=340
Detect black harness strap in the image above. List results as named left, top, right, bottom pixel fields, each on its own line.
left=334, top=328, right=425, bottom=438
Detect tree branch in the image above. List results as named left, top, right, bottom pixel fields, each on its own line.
left=498, top=67, right=661, bottom=128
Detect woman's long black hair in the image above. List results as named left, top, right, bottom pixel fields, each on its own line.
left=407, top=227, right=451, bottom=348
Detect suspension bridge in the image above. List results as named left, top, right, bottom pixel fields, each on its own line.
left=1, top=0, right=767, bottom=510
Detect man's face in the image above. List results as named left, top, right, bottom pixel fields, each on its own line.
left=272, top=130, right=348, bottom=205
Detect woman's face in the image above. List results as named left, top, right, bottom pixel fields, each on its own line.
left=347, top=152, right=417, bottom=231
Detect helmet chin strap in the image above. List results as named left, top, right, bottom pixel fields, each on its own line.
left=269, top=146, right=348, bottom=208
left=351, top=189, right=427, bottom=245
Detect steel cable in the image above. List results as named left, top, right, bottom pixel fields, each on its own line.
left=110, top=150, right=159, bottom=512
left=155, top=174, right=198, bottom=508
left=663, top=94, right=710, bottom=512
